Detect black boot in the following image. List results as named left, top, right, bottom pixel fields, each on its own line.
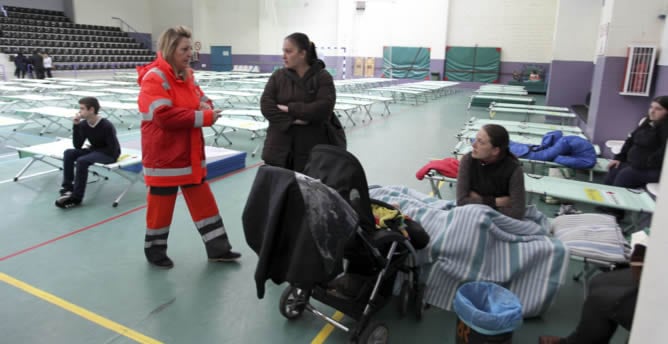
left=205, top=233, right=241, bottom=262
left=196, top=217, right=241, bottom=262
left=144, top=229, right=174, bottom=269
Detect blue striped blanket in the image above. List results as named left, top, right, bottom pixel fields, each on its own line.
left=369, top=185, right=569, bottom=317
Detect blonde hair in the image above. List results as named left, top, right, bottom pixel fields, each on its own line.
left=157, top=25, right=192, bottom=77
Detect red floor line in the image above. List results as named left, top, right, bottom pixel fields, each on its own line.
left=0, top=206, right=146, bottom=262
left=0, top=162, right=265, bottom=262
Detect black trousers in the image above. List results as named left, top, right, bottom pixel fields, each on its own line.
left=566, top=269, right=638, bottom=344
left=62, top=149, right=116, bottom=200
left=604, top=162, right=660, bottom=188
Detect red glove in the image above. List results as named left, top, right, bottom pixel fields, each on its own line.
left=415, top=158, right=460, bottom=180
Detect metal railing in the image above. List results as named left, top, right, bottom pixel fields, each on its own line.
left=111, top=16, right=152, bottom=50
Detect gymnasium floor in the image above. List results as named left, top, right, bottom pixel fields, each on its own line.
left=0, top=89, right=628, bottom=343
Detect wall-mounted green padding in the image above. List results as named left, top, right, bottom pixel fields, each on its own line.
left=382, top=46, right=430, bottom=79
left=445, top=46, right=500, bottom=82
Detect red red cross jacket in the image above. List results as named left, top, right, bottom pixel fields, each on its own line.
left=137, top=53, right=216, bottom=187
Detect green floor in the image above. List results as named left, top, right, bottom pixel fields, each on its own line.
left=0, top=90, right=628, bottom=343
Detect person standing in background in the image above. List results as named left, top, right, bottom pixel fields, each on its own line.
left=42, top=53, right=53, bottom=78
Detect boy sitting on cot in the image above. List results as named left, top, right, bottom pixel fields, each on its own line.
left=55, top=97, right=121, bottom=209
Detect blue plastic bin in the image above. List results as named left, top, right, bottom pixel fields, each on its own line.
left=453, top=282, right=523, bottom=344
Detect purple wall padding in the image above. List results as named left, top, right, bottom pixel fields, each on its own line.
left=546, top=60, right=594, bottom=107
left=587, top=56, right=650, bottom=148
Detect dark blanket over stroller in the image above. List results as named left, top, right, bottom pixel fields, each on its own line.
left=243, top=165, right=358, bottom=298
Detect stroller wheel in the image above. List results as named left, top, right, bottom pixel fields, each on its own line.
left=279, top=286, right=306, bottom=320
left=415, top=283, right=425, bottom=320
left=397, top=280, right=410, bottom=317
left=358, top=321, right=389, bottom=344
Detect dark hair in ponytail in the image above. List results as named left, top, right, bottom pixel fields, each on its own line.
left=285, top=32, right=318, bottom=66
left=482, top=124, right=516, bottom=160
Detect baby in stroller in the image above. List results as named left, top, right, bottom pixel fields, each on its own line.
left=243, top=145, right=429, bottom=343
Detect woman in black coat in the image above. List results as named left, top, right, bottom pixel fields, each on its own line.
left=605, top=95, right=668, bottom=188
left=260, top=32, right=338, bottom=172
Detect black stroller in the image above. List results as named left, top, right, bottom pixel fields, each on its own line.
left=243, top=145, right=427, bottom=343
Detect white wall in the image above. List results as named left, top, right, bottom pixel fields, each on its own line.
left=190, top=0, right=449, bottom=58
left=148, top=0, right=193, bottom=50
left=257, top=0, right=338, bottom=56
left=629, top=148, right=668, bottom=344
left=192, top=0, right=259, bottom=54
left=72, top=0, right=152, bottom=33
left=552, top=0, right=601, bottom=61
left=447, top=0, right=557, bottom=62
left=657, top=12, right=668, bottom=65
left=337, top=0, right=449, bottom=59
left=602, top=0, right=664, bottom=57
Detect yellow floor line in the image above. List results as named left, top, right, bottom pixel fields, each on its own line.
left=311, top=311, right=345, bottom=344
left=0, top=273, right=162, bottom=344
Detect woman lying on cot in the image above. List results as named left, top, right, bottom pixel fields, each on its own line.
left=605, top=95, right=668, bottom=189
left=456, top=124, right=526, bottom=219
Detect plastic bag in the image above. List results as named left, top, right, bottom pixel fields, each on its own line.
left=453, top=282, right=523, bottom=336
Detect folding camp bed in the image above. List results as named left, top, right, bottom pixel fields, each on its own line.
left=0, top=116, right=29, bottom=146
left=397, top=84, right=449, bottom=98
left=424, top=172, right=654, bottom=232
left=517, top=157, right=610, bottom=181
left=32, top=84, right=75, bottom=93
left=383, top=86, right=433, bottom=102
left=99, top=88, right=140, bottom=99
left=90, top=80, right=136, bottom=86
left=337, top=98, right=375, bottom=122
left=523, top=174, right=654, bottom=233
left=456, top=128, right=589, bottom=143
left=417, top=81, right=460, bottom=96
left=98, top=101, right=139, bottom=129
left=479, top=85, right=526, bottom=91
left=452, top=138, right=602, bottom=157
left=118, top=97, right=138, bottom=104
left=220, top=109, right=264, bottom=120
left=210, top=117, right=268, bottom=157
left=464, top=117, right=583, bottom=135
left=15, top=79, right=54, bottom=84
left=489, top=102, right=571, bottom=113
left=206, top=90, right=259, bottom=103
left=334, top=103, right=360, bottom=127
left=367, top=87, right=427, bottom=105
left=551, top=213, right=632, bottom=297
left=12, top=139, right=143, bottom=207
left=48, top=77, right=83, bottom=83
left=338, top=93, right=393, bottom=115
left=58, top=90, right=114, bottom=99
left=0, top=85, right=37, bottom=94
left=237, top=88, right=265, bottom=94
left=205, top=94, right=234, bottom=108
left=0, top=100, right=18, bottom=113
left=1, top=94, right=67, bottom=109
left=15, top=106, right=77, bottom=135
left=489, top=105, right=576, bottom=125
left=474, top=89, right=528, bottom=96
left=468, top=94, right=535, bottom=109
left=57, top=81, right=111, bottom=88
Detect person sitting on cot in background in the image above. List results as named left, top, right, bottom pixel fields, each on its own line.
left=597, top=95, right=668, bottom=219
left=456, top=124, right=526, bottom=219
left=56, top=97, right=121, bottom=209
